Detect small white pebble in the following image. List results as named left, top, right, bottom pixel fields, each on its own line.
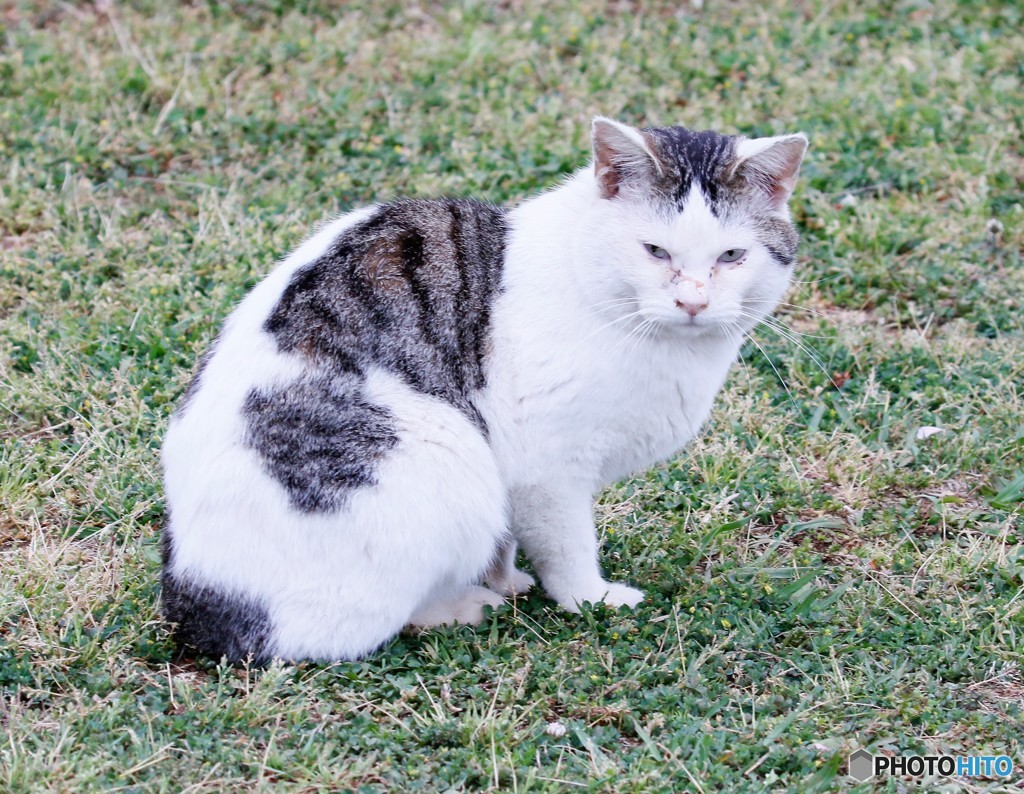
left=838, top=193, right=858, bottom=209
left=545, top=721, right=567, bottom=738
left=915, top=426, right=946, bottom=440
left=986, top=218, right=1004, bottom=246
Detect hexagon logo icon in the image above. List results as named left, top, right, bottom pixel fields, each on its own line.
left=848, top=749, right=874, bottom=781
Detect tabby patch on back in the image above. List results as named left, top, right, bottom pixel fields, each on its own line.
left=161, top=117, right=807, bottom=663
left=249, top=200, right=505, bottom=512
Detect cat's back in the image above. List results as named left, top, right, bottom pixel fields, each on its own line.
left=164, top=196, right=514, bottom=526
left=164, top=197, right=513, bottom=527
left=262, top=198, right=508, bottom=413
left=171, top=198, right=509, bottom=430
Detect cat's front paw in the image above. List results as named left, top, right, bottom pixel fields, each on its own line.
left=558, top=581, right=644, bottom=612
left=599, top=582, right=645, bottom=609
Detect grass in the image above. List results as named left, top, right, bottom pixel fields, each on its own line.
left=1, top=0, right=1022, bottom=791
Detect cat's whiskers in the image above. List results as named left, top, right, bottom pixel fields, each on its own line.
left=609, top=319, right=644, bottom=357
left=585, top=296, right=639, bottom=313
left=720, top=319, right=757, bottom=378
left=736, top=311, right=825, bottom=370
left=631, top=321, right=661, bottom=360
left=734, top=309, right=850, bottom=403
left=611, top=316, right=659, bottom=360
left=773, top=304, right=838, bottom=327
left=566, top=307, right=649, bottom=356
left=739, top=311, right=823, bottom=354
left=788, top=274, right=843, bottom=289
left=747, top=296, right=838, bottom=327
left=718, top=319, right=753, bottom=379
left=630, top=318, right=661, bottom=358
left=754, top=312, right=831, bottom=341
left=722, top=318, right=799, bottom=409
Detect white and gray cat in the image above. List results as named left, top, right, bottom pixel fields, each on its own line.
left=161, top=117, right=807, bottom=663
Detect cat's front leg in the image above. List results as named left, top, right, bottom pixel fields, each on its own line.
left=511, top=485, right=643, bottom=611
left=483, top=540, right=535, bottom=597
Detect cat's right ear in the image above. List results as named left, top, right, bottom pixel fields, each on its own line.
left=592, top=117, right=663, bottom=200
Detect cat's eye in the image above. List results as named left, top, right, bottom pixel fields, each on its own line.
left=643, top=243, right=671, bottom=260
left=717, top=248, right=747, bottom=264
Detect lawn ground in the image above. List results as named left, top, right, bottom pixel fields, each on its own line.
left=1, top=1, right=1022, bottom=791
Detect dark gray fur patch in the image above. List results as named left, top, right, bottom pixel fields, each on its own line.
left=751, top=215, right=799, bottom=267
left=161, top=530, right=273, bottom=664
left=641, top=126, right=736, bottom=213
left=642, top=124, right=799, bottom=266
left=243, top=374, right=399, bottom=513
left=251, top=198, right=507, bottom=511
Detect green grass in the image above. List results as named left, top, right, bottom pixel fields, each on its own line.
left=1, top=0, right=1022, bottom=791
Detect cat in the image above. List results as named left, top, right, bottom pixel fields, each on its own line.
left=161, top=116, right=807, bottom=664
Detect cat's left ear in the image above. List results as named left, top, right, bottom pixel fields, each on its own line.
left=591, top=117, right=663, bottom=200
left=732, top=134, right=808, bottom=211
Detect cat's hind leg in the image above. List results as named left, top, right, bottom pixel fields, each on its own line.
left=263, top=370, right=508, bottom=660
left=166, top=366, right=510, bottom=663
left=409, top=585, right=505, bottom=627
left=410, top=540, right=534, bottom=628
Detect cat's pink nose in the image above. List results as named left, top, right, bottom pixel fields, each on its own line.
left=675, top=297, right=708, bottom=317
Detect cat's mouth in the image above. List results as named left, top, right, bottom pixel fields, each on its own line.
left=670, top=315, right=717, bottom=334
left=639, top=309, right=723, bottom=339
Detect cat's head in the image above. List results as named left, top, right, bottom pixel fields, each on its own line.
left=584, top=117, right=807, bottom=337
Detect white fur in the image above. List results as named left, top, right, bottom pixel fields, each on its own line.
left=163, top=122, right=802, bottom=659
left=477, top=165, right=793, bottom=610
